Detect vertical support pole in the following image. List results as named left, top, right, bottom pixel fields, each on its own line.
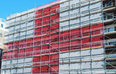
left=101, top=0, right=107, bottom=74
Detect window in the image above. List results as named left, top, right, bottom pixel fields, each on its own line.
left=1, top=24, right=3, bottom=28
left=109, top=42, right=115, bottom=45
left=108, top=27, right=114, bottom=32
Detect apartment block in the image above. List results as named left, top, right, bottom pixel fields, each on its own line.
left=1, top=0, right=116, bottom=74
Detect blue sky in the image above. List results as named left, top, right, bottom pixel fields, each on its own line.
left=0, top=0, right=56, bottom=19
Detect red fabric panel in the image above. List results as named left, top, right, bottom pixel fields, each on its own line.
left=20, top=40, right=26, bottom=48
left=43, top=7, right=50, bottom=16
left=42, top=35, right=49, bottom=44
left=82, top=38, right=90, bottom=49
left=42, top=26, right=50, bottom=35
left=51, top=34, right=59, bottom=43
left=8, top=42, right=13, bottom=50
left=50, top=65, right=59, bottom=73
left=35, top=10, right=42, bottom=18
left=60, top=42, right=70, bottom=52
left=71, top=29, right=81, bottom=39
left=50, top=54, right=59, bottom=64
left=51, top=14, right=59, bottom=24
left=91, top=24, right=103, bottom=35
left=82, top=26, right=90, bottom=37
left=34, top=28, right=41, bottom=36
left=71, top=40, right=81, bottom=50
left=60, top=31, right=70, bottom=41
left=41, top=45, right=49, bottom=54
left=14, top=41, right=19, bottom=49
left=33, top=57, right=40, bottom=65
left=32, top=67, right=40, bottom=74
left=27, top=38, right=33, bottom=47
left=50, top=43, right=59, bottom=53
left=19, top=49, right=25, bottom=58
left=41, top=55, right=49, bottom=61
left=41, top=56, right=49, bottom=65
left=92, top=36, right=103, bottom=47
left=7, top=51, right=12, bottom=59
left=33, top=46, right=41, bottom=55
left=3, top=52, right=7, bottom=60
left=34, top=37, right=41, bottom=46
left=26, top=48, right=33, bottom=57
left=43, top=17, right=50, bottom=26
left=41, top=66, right=49, bottom=72
left=12, top=50, right=18, bottom=59
left=35, top=19, right=42, bottom=27
left=51, top=4, right=59, bottom=14
left=50, top=24, right=59, bottom=33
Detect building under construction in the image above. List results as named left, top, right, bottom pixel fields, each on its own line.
left=1, top=0, right=116, bottom=74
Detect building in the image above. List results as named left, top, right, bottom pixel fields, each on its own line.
left=1, top=0, right=116, bottom=74
left=0, top=18, right=6, bottom=72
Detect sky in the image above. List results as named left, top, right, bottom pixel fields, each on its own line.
left=0, top=0, right=56, bottom=19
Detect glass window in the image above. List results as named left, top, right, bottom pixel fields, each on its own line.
left=109, top=42, right=115, bottom=45
left=1, top=24, right=3, bottom=28
left=108, top=27, right=114, bottom=32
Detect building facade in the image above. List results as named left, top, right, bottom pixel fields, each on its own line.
left=0, top=18, right=6, bottom=72
left=1, top=0, right=116, bottom=74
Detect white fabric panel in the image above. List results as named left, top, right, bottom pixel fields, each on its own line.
left=60, top=52, right=69, bottom=58
left=81, top=50, right=90, bottom=56
left=70, top=51, right=80, bottom=57
left=70, top=0, right=80, bottom=9
left=12, top=59, right=17, bottom=64
left=24, top=68, right=31, bottom=72
left=80, top=6, right=89, bottom=16
left=21, top=23, right=27, bottom=30
left=93, top=69, right=105, bottom=73
left=70, top=63, right=80, bottom=69
left=60, top=21, right=70, bottom=31
left=90, top=2, right=101, bottom=13
left=28, top=12, right=35, bottom=18
left=22, top=14, right=27, bottom=20
left=25, top=58, right=32, bottom=62
left=11, top=69, right=17, bottom=74
left=27, top=21, right=34, bottom=29
left=82, top=70, right=91, bottom=73
left=70, top=8, right=79, bottom=18
left=90, top=13, right=102, bottom=23
left=81, top=62, right=91, bottom=69
left=81, top=0, right=89, bottom=5
left=60, top=1, right=69, bottom=11
left=18, top=58, right=24, bottom=63
left=5, top=36, right=9, bottom=42
left=90, top=0, right=100, bottom=3
left=81, top=16, right=89, bottom=26
left=60, top=21, right=69, bottom=27
left=17, top=68, right=23, bottom=73
left=16, top=16, right=21, bottom=22
left=82, top=56, right=91, bottom=61
left=20, top=31, right=26, bottom=39
left=70, top=18, right=79, bottom=24
left=92, top=61, right=104, bottom=68
left=59, top=64, right=69, bottom=70
left=6, top=70, right=10, bottom=74
left=27, top=29, right=34, bottom=38
left=91, top=48, right=104, bottom=55
left=92, top=54, right=104, bottom=60
left=10, top=18, right=15, bottom=24
left=24, top=62, right=32, bottom=66
left=18, top=63, right=24, bottom=67
left=14, top=33, right=20, bottom=41
left=60, top=11, right=69, bottom=21
left=6, top=60, right=11, bottom=68
left=2, top=61, right=6, bottom=69
left=15, top=24, right=20, bottom=32
left=1, top=70, right=6, bottom=74
left=9, top=34, right=14, bottom=42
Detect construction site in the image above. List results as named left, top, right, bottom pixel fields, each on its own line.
left=1, top=0, right=116, bottom=74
